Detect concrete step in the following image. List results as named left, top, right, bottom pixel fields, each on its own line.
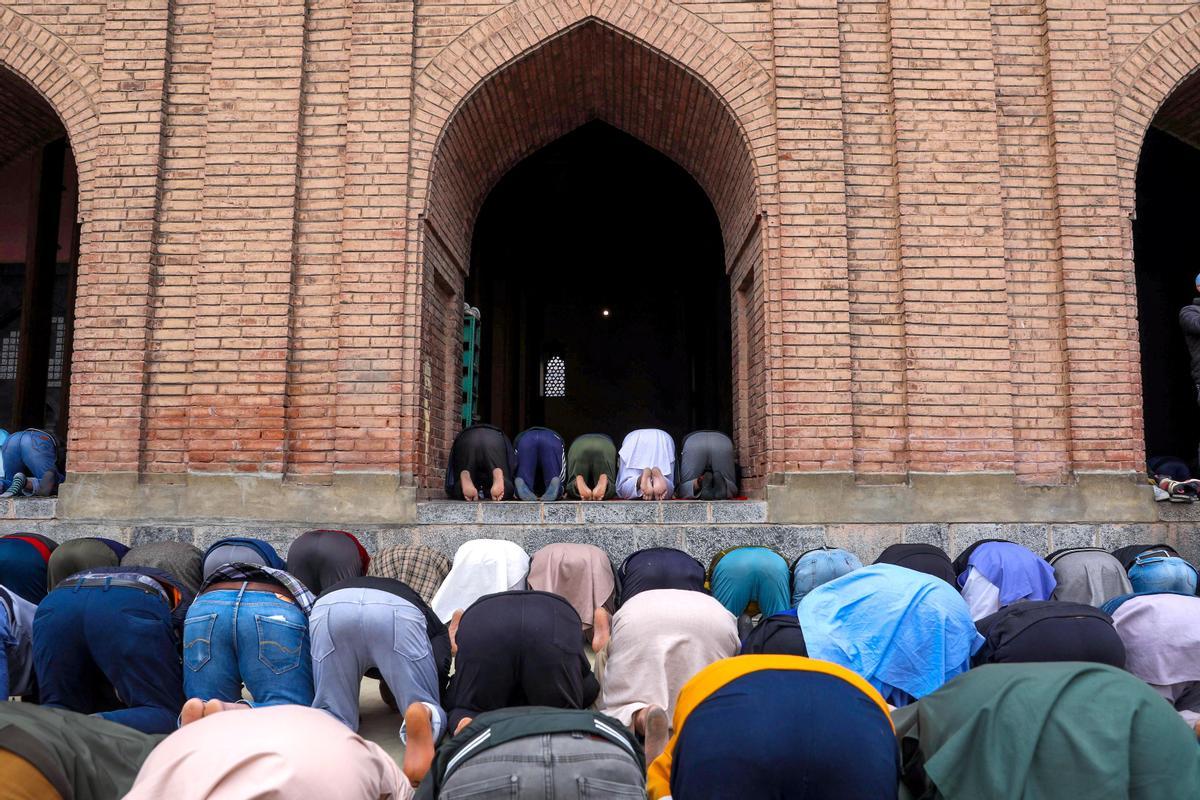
left=416, top=500, right=768, bottom=526
left=0, top=497, right=57, bottom=521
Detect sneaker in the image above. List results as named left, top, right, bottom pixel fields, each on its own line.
left=541, top=476, right=561, bottom=502
left=1, top=473, right=26, bottom=498
left=514, top=477, right=538, bottom=502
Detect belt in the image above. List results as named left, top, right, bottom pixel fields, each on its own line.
left=61, top=576, right=169, bottom=603
left=202, top=580, right=294, bottom=602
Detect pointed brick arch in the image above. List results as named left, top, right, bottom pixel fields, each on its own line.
left=411, top=2, right=774, bottom=491
left=0, top=7, right=100, bottom=217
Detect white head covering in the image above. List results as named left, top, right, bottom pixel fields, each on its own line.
left=431, top=539, right=530, bottom=621
left=125, top=705, right=410, bottom=800
left=1112, top=593, right=1200, bottom=686
left=618, top=429, right=675, bottom=477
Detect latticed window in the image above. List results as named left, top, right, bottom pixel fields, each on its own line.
left=542, top=355, right=565, bottom=398
left=0, top=330, right=19, bottom=380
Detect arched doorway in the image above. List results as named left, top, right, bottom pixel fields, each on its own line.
left=467, top=122, right=732, bottom=447
left=415, top=19, right=767, bottom=492
left=0, top=64, right=79, bottom=440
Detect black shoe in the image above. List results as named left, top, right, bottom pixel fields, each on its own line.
left=699, top=470, right=716, bottom=501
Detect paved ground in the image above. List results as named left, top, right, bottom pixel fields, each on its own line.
left=358, top=677, right=406, bottom=762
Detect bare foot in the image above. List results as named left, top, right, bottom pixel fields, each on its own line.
left=576, top=475, right=592, bottom=501
left=180, top=698, right=247, bottom=726
left=641, top=705, right=669, bottom=763
left=592, top=606, right=611, bottom=653
left=639, top=468, right=653, bottom=499
left=460, top=470, right=479, bottom=501
left=455, top=716, right=473, bottom=735
left=594, top=473, right=609, bottom=500
left=490, top=468, right=506, bottom=501
left=449, top=609, right=464, bottom=655
left=402, top=702, right=436, bottom=788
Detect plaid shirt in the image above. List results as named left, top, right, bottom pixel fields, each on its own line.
left=199, top=563, right=315, bottom=615
left=367, top=545, right=451, bottom=604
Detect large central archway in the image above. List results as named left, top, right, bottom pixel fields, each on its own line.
left=414, top=15, right=770, bottom=493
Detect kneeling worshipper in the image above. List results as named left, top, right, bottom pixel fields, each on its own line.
left=200, top=536, right=285, bottom=580
left=1047, top=546, right=1132, bottom=607
left=443, top=590, right=598, bottom=733
left=526, top=543, right=616, bottom=639
left=972, top=600, right=1126, bottom=668
left=791, top=546, right=862, bottom=605
left=121, top=541, right=205, bottom=595
left=616, top=547, right=707, bottom=605
left=616, top=428, right=676, bottom=500
left=0, top=428, right=63, bottom=498
left=1108, top=591, right=1200, bottom=727
left=708, top=545, right=792, bottom=619
left=0, top=533, right=55, bottom=604
left=648, top=656, right=900, bottom=800
left=0, top=582, right=36, bottom=701
left=799, top=563, right=981, bottom=707
left=183, top=561, right=316, bottom=711
left=874, top=542, right=957, bottom=585
left=0, top=702, right=162, bottom=800
left=286, top=528, right=370, bottom=595
left=1111, top=541, right=1180, bottom=570
left=893, top=662, right=1200, bottom=799
left=126, top=703, right=411, bottom=799
left=594, top=588, right=739, bottom=762
left=368, top=544, right=451, bottom=605
left=429, top=538, right=529, bottom=622
left=740, top=610, right=808, bottom=656
left=563, top=433, right=618, bottom=500
left=444, top=424, right=517, bottom=501
left=309, top=575, right=450, bottom=786
left=45, top=537, right=129, bottom=589
left=32, top=566, right=191, bottom=734
left=674, top=430, right=738, bottom=500
left=416, top=708, right=645, bottom=800
left=513, top=426, right=566, bottom=501
left=1126, top=548, right=1199, bottom=595
left=955, top=540, right=1056, bottom=620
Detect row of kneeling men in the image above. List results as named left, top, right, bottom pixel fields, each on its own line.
left=1, top=530, right=1199, bottom=798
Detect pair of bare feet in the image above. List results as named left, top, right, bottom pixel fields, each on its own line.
left=638, top=467, right=670, bottom=500
left=574, top=473, right=610, bottom=500
left=459, top=467, right=506, bottom=501
left=178, top=698, right=438, bottom=789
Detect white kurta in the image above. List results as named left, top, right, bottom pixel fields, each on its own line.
left=616, top=429, right=676, bottom=499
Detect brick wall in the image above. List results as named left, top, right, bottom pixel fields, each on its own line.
left=2, top=0, right=1200, bottom=504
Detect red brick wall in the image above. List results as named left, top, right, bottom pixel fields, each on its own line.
left=4, top=0, right=1200, bottom=497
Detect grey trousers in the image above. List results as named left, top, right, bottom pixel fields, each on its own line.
left=309, top=587, right=446, bottom=739
left=675, top=430, right=737, bottom=499
left=440, top=732, right=646, bottom=799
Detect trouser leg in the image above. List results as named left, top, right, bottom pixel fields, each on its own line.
left=183, top=592, right=243, bottom=703
left=372, top=596, right=447, bottom=741
left=705, top=434, right=737, bottom=499
left=310, top=597, right=366, bottom=730
left=32, top=588, right=99, bottom=714
left=90, top=587, right=184, bottom=733
left=535, top=430, right=565, bottom=498
left=514, top=433, right=539, bottom=492
left=235, top=590, right=313, bottom=707
left=445, top=602, right=518, bottom=730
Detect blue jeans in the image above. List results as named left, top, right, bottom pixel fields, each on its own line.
left=183, top=588, right=313, bottom=708
left=1129, top=556, right=1198, bottom=594
left=32, top=583, right=183, bottom=733
left=2, top=429, right=61, bottom=490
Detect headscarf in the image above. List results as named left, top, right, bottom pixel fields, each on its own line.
left=957, top=541, right=1056, bottom=618
left=121, top=541, right=205, bottom=596
left=708, top=546, right=791, bottom=617
left=46, top=538, right=129, bottom=589
left=798, top=563, right=982, bottom=706
left=648, top=656, right=896, bottom=800
left=286, top=529, right=370, bottom=595
left=526, top=543, right=615, bottom=633
left=1110, top=592, right=1200, bottom=687
left=791, top=547, right=861, bottom=605
left=893, top=663, right=1200, bottom=800
left=368, top=545, right=451, bottom=604
left=972, top=600, right=1125, bottom=668
left=430, top=539, right=529, bottom=622
left=874, top=543, right=957, bottom=585
left=617, top=547, right=706, bottom=606
left=125, top=705, right=408, bottom=800
left=201, top=537, right=285, bottom=579
left=1047, top=547, right=1132, bottom=607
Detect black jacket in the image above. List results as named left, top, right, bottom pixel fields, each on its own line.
left=1179, top=299, right=1200, bottom=383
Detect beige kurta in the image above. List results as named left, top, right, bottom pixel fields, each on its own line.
left=597, top=588, right=739, bottom=728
